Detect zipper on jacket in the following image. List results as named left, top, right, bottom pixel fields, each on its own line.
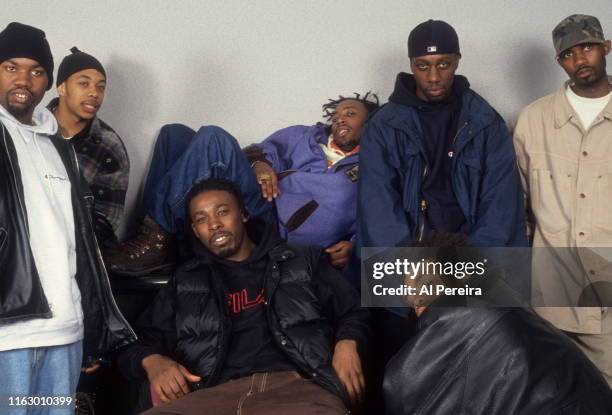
left=450, top=121, right=471, bottom=224
left=418, top=199, right=427, bottom=241
left=67, top=144, right=137, bottom=344
left=417, top=164, right=428, bottom=242
left=2, top=126, right=31, bottom=240
left=417, top=121, right=469, bottom=241
left=452, top=122, right=469, bottom=148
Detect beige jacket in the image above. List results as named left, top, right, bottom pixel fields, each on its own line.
left=514, top=79, right=612, bottom=334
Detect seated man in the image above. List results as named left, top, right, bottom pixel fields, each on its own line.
left=117, top=178, right=370, bottom=414
left=106, top=92, right=379, bottom=276
left=384, top=233, right=612, bottom=415
left=48, top=47, right=130, bottom=249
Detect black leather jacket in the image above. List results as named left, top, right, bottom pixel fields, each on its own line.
left=0, top=122, right=136, bottom=357
left=384, top=307, right=612, bottom=414
left=118, top=224, right=370, bottom=404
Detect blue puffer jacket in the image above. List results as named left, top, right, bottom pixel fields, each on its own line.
left=259, top=125, right=359, bottom=248
left=357, top=79, right=527, bottom=250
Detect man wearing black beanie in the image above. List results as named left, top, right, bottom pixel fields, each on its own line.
left=48, top=47, right=130, bottom=250
left=355, top=19, right=527, bottom=411
left=0, top=22, right=134, bottom=410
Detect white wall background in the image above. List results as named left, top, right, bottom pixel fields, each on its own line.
left=5, top=0, right=611, bottom=236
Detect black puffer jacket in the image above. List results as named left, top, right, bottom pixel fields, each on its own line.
left=118, top=222, right=370, bottom=402
left=384, top=307, right=612, bottom=414
left=0, top=122, right=136, bottom=357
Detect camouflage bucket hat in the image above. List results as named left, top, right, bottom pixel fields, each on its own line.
left=552, top=14, right=605, bottom=56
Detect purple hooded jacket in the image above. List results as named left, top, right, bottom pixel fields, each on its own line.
left=258, top=125, right=359, bottom=248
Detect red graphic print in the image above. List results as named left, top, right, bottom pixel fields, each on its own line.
left=227, top=288, right=265, bottom=315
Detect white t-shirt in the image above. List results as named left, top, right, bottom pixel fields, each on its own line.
left=565, top=85, right=612, bottom=130
left=0, top=104, right=84, bottom=351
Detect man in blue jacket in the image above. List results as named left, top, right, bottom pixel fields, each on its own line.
left=358, top=19, right=526, bottom=252
left=107, top=93, right=379, bottom=276
left=355, top=20, right=527, bottom=412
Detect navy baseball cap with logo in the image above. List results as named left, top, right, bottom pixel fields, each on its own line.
left=408, top=19, right=461, bottom=58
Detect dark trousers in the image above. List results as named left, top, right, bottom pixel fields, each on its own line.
left=142, top=371, right=347, bottom=415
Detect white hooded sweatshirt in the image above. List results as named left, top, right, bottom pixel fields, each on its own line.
left=0, top=104, right=84, bottom=351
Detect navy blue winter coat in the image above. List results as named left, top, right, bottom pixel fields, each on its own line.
left=357, top=79, right=527, bottom=249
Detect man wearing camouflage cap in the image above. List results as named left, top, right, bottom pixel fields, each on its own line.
left=514, top=14, right=612, bottom=385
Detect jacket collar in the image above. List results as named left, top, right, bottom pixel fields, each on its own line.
left=380, top=88, right=496, bottom=157
left=554, top=76, right=612, bottom=128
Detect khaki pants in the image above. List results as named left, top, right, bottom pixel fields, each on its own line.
left=564, top=308, right=612, bottom=387
left=142, top=371, right=348, bottom=415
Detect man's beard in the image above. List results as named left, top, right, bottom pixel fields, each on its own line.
left=6, top=102, right=32, bottom=119
left=216, top=245, right=238, bottom=258
left=3, top=91, right=36, bottom=121
left=573, top=57, right=607, bottom=88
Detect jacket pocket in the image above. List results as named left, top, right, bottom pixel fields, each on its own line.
left=593, top=173, right=612, bottom=231
left=531, top=169, right=571, bottom=235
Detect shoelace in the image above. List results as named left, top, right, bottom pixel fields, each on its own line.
left=116, top=223, right=155, bottom=253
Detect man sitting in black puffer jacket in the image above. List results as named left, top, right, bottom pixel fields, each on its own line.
left=118, top=178, right=370, bottom=415
left=384, top=233, right=612, bottom=415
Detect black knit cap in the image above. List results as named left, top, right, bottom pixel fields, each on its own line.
left=408, top=19, right=460, bottom=58
left=56, top=46, right=106, bottom=86
left=0, top=22, right=54, bottom=90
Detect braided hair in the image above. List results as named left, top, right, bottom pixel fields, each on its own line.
left=322, top=91, right=380, bottom=121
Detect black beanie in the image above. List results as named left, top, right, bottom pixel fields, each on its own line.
left=0, top=22, right=54, bottom=90
left=56, top=47, right=106, bottom=86
left=408, top=19, right=460, bottom=58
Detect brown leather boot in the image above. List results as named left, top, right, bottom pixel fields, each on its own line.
left=105, top=216, right=176, bottom=276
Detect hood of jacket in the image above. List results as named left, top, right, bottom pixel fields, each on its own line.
left=0, top=103, right=57, bottom=138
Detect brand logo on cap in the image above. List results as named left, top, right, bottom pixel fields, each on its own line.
left=427, top=46, right=437, bottom=52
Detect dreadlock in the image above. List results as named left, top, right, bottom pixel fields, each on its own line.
left=322, top=91, right=380, bottom=121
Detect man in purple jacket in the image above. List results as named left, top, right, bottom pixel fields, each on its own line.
left=106, top=93, right=379, bottom=276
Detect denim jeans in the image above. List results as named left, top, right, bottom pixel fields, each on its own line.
left=0, top=340, right=82, bottom=415
left=142, top=124, right=273, bottom=233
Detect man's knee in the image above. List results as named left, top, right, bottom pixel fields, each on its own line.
left=192, top=125, right=240, bottom=151
left=157, top=123, right=196, bottom=146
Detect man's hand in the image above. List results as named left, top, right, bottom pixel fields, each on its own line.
left=252, top=161, right=279, bottom=202
left=142, top=354, right=202, bottom=403
left=325, top=240, right=354, bottom=269
left=81, top=363, right=101, bottom=374
left=332, top=339, right=364, bottom=408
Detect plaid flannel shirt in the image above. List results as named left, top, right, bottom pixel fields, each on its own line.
left=48, top=98, right=130, bottom=234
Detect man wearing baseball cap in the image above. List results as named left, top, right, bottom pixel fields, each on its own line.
left=49, top=47, right=130, bottom=250
left=0, top=22, right=134, bottom=407
left=358, top=19, right=525, bottom=250
left=355, top=19, right=526, bottom=410
left=514, top=14, right=612, bottom=385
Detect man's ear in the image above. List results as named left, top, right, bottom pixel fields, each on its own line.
left=241, top=208, right=249, bottom=223
left=57, top=82, right=66, bottom=97
left=604, top=40, right=611, bottom=56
